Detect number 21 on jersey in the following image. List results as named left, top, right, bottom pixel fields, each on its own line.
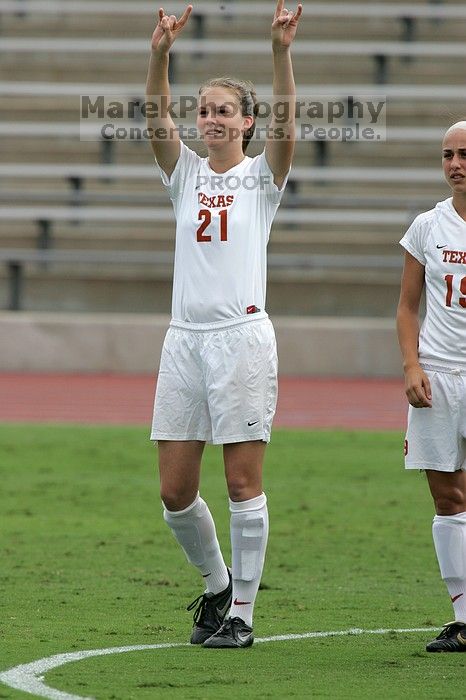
left=196, top=209, right=228, bottom=243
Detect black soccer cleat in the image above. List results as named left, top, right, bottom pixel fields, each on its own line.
left=202, top=616, right=254, bottom=648
left=187, top=569, right=232, bottom=645
left=426, top=621, right=466, bottom=652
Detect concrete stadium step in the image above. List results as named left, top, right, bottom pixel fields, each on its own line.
left=0, top=235, right=404, bottom=259
left=0, top=222, right=408, bottom=251
left=0, top=264, right=402, bottom=316
left=0, top=178, right=446, bottom=205
left=3, top=50, right=464, bottom=86
left=3, top=9, right=465, bottom=42
left=0, top=267, right=174, bottom=314
left=0, top=135, right=448, bottom=169
left=0, top=179, right=442, bottom=212
left=0, top=272, right=405, bottom=311
left=0, top=139, right=156, bottom=164
left=0, top=164, right=447, bottom=201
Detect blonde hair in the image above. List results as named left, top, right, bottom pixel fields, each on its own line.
left=199, top=76, right=258, bottom=153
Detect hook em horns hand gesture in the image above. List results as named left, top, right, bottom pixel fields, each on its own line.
left=271, top=0, right=303, bottom=49
left=151, top=5, right=193, bottom=53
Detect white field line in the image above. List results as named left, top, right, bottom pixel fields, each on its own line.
left=0, top=626, right=437, bottom=700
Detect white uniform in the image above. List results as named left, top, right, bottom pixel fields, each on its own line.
left=151, top=142, right=288, bottom=444
left=162, top=141, right=286, bottom=324
left=400, top=197, right=466, bottom=471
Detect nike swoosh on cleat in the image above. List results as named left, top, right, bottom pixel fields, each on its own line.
left=238, top=633, right=252, bottom=643
left=451, top=593, right=464, bottom=603
left=233, top=598, right=251, bottom=605
left=216, top=600, right=231, bottom=617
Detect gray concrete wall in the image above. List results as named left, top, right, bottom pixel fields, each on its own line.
left=0, top=312, right=403, bottom=377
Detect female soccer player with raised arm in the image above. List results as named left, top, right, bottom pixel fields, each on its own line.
left=397, top=121, right=466, bottom=653
left=145, top=1, right=302, bottom=648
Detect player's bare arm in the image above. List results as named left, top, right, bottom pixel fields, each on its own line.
left=396, top=251, right=432, bottom=408
left=266, top=0, right=302, bottom=188
left=145, top=5, right=192, bottom=176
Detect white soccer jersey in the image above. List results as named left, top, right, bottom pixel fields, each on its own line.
left=400, top=197, right=466, bottom=368
left=157, top=142, right=288, bottom=325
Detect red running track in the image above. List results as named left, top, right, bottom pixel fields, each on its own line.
left=0, top=374, right=407, bottom=430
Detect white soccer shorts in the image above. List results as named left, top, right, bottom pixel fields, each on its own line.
left=404, top=364, right=466, bottom=472
left=151, top=317, right=278, bottom=444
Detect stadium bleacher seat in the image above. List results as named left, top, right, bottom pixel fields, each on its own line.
left=0, top=0, right=464, bottom=317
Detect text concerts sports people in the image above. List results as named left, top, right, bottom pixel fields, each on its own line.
left=397, top=120, right=466, bottom=653
left=146, top=1, right=302, bottom=648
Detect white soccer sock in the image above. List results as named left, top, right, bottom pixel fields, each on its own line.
left=432, top=511, right=466, bottom=622
left=229, top=493, right=269, bottom=627
left=163, top=494, right=230, bottom=595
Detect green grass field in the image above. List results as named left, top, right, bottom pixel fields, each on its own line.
left=0, top=425, right=464, bottom=699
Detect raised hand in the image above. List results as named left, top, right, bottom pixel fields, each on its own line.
left=151, top=5, right=193, bottom=53
left=271, top=0, right=302, bottom=49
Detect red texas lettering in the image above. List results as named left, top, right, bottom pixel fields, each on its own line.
left=198, top=192, right=234, bottom=208
left=442, top=250, right=466, bottom=264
